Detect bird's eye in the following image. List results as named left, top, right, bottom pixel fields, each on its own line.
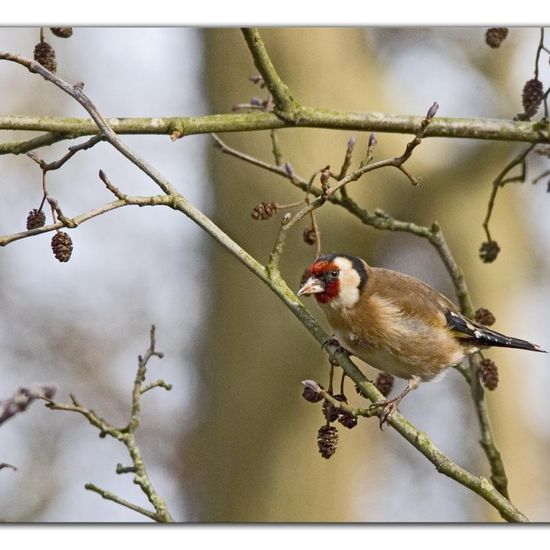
left=330, top=270, right=339, bottom=278
left=325, top=270, right=339, bottom=281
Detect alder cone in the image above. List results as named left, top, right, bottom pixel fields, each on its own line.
left=51, top=232, right=73, bottom=262
left=33, top=41, right=57, bottom=73
left=474, top=307, right=496, bottom=327
left=317, top=425, right=339, bottom=459
left=522, top=78, right=543, bottom=118
left=485, top=28, right=508, bottom=48
left=251, top=201, right=278, bottom=220
left=50, top=27, right=73, bottom=38
left=26, top=209, right=46, bottom=230
left=480, top=358, right=499, bottom=391
left=479, top=240, right=500, bottom=263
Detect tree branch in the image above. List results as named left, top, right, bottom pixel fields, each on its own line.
left=241, top=28, right=300, bottom=120
left=84, top=483, right=164, bottom=522
left=1, top=46, right=549, bottom=152
left=482, top=144, right=537, bottom=242
left=26, top=134, right=104, bottom=171
left=1, top=113, right=549, bottom=157
left=43, top=326, right=173, bottom=522
left=0, top=193, right=170, bottom=248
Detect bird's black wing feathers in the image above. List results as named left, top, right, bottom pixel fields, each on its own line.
left=445, top=310, right=545, bottom=352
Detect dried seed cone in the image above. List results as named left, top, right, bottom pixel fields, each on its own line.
left=322, top=399, right=339, bottom=422
left=26, top=208, right=46, bottom=230
left=302, top=226, right=317, bottom=246
left=251, top=201, right=277, bottom=220
left=34, top=41, right=57, bottom=73
left=522, top=79, right=544, bottom=118
left=317, top=425, right=339, bottom=459
left=480, top=358, right=499, bottom=391
left=375, top=372, right=394, bottom=398
left=338, top=412, right=358, bottom=429
left=51, top=231, right=73, bottom=262
left=479, top=240, right=500, bottom=263
left=302, top=385, right=323, bottom=403
left=50, top=27, right=73, bottom=38
left=485, top=28, right=509, bottom=48
left=475, top=307, right=496, bottom=327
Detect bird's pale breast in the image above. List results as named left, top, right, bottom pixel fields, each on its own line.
left=323, top=293, right=466, bottom=381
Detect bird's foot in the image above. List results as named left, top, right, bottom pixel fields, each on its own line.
left=368, top=378, right=419, bottom=429
left=321, top=336, right=351, bottom=364
left=369, top=397, right=402, bottom=430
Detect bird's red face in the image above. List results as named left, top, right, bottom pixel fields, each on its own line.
left=297, top=254, right=368, bottom=308
left=297, top=259, right=341, bottom=304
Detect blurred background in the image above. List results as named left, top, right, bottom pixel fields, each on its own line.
left=0, top=27, right=549, bottom=522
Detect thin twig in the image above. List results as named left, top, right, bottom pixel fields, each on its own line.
left=43, top=326, right=173, bottom=522
left=270, top=129, right=284, bottom=166
left=467, top=356, right=509, bottom=498
left=27, top=134, right=103, bottom=172
left=141, top=380, right=172, bottom=394
left=211, top=133, right=294, bottom=183
left=263, top=104, right=437, bottom=270
left=337, top=135, right=357, bottom=180
left=84, top=483, right=163, bottom=522
left=534, top=28, right=545, bottom=81
left=0, top=194, right=170, bottom=247
left=309, top=209, right=322, bottom=259
left=482, top=144, right=536, bottom=242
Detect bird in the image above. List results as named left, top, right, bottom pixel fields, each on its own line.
left=297, top=252, right=545, bottom=425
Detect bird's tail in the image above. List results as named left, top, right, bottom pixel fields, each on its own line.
left=445, top=310, right=546, bottom=353
left=472, top=325, right=546, bottom=352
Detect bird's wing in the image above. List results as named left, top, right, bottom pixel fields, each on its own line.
left=370, top=268, right=545, bottom=353
left=368, top=268, right=457, bottom=328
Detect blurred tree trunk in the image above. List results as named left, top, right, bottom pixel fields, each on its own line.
left=181, top=28, right=389, bottom=522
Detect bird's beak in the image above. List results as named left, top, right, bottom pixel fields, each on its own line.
left=297, top=276, right=325, bottom=297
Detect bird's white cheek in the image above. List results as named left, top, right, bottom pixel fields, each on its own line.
left=331, top=286, right=360, bottom=309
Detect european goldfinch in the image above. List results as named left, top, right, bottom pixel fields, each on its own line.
left=297, top=253, right=545, bottom=423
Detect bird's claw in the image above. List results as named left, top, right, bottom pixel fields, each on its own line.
left=369, top=398, right=401, bottom=430
left=321, top=336, right=350, bottom=364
